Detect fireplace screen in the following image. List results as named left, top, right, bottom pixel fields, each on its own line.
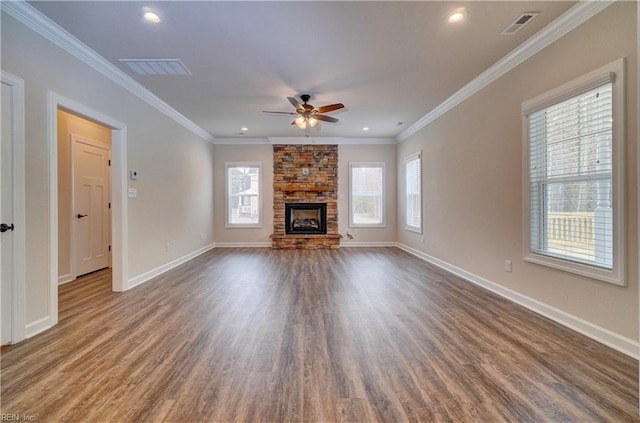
left=285, top=203, right=327, bottom=234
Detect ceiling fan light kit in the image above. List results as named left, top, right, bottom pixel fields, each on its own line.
left=263, top=94, right=344, bottom=132
left=295, top=115, right=318, bottom=129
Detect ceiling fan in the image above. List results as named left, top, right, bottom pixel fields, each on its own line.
left=263, top=94, right=345, bottom=130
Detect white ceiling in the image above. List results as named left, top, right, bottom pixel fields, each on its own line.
left=29, top=1, right=576, bottom=140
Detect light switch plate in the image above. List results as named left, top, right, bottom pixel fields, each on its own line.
left=128, top=188, right=137, bottom=198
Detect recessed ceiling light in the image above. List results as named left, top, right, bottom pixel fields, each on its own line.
left=447, top=8, right=467, bottom=23
left=362, top=127, right=370, bottom=131
left=240, top=126, right=249, bottom=132
left=143, top=11, right=161, bottom=23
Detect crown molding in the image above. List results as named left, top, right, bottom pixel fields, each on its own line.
left=2, top=0, right=215, bottom=143
left=268, top=137, right=396, bottom=145
left=270, top=137, right=344, bottom=145
left=214, top=137, right=396, bottom=145
left=213, top=138, right=271, bottom=145
left=396, top=0, right=615, bottom=143
left=340, top=137, right=396, bottom=145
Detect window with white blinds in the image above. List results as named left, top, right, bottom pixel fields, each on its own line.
left=349, top=163, right=385, bottom=227
left=522, top=59, right=625, bottom=285
left=404, top=152, right=422, bottom=233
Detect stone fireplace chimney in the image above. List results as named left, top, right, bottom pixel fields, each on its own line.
left=271, top=145, right=340, bottom=249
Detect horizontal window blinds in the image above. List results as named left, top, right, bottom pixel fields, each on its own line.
left=527, top=83, right=613, bottom=268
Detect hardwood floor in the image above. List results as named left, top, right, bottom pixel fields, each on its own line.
left=1, top=248, right=637, bottom=422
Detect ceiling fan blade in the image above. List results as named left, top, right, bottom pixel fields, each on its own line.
left=287, top=97, right=303, bottom=111
left=262, top=111, right=297, bottom=115
left=315, top=103, right=344, bottom=114
left=314, top=114, right=339, bottom=123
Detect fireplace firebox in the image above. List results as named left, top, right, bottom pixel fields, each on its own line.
left=285, top=203, right=327, bottom=235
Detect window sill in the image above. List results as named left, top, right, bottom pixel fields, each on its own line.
left=350, top=223, right=387, bottom=228
left=524, top=252, right=624, bottom=286
left=225, top=224, right=263, bottom=229
left=405, top=226, right=422, bottom=234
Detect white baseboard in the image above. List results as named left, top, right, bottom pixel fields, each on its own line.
left=128, top=243, right=215, bottom=290
left=58, top=273, right=75, bottom=285
left=396, top=243, right=639, bottom=360
left=341, top=241, right=397, bottom=247
left=25, top=316, right=53, bottom=338
left=214, top=242, right=272, bottom=248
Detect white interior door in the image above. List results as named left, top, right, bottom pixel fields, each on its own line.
left=73, top=135, right=111, bottom=277
left=1, top=81, right=14, bottom=345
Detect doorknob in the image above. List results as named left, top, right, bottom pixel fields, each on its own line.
left=76, top=214, right=88, bottom=219
left=0, top=223, right=14, bottom=233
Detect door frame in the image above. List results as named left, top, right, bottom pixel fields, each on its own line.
left=48, top=92, right=128, bottom=326
left=70, top=134, right=112, bottom=279
left=1, top=71, right=26, bottom=344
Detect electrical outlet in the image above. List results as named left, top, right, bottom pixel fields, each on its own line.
left=505, top=260, right=512, bottom=272
left=165, top=243, right=170, bottom=253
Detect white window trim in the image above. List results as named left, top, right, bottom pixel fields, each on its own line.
left=522, top=58, right=626, bottom=286
left=349, top=162, right=386, bottom=228
left=404, top=151, right=422, bottom=234
left=225, top=161, right=263, bottom=228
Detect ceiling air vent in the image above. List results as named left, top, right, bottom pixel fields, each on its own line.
left=501, top=12, right=539, bottom=35
left=118, top=58, right=192, bottom=76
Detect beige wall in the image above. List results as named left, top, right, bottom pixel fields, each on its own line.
left=2, top=14, right=215, bottom=326
left=57, top=110, right=112, bottom=281
left=212, top=143, right=398, bottom=246
left=398, top=2, right=638, bottom=340
left=3, top=2, right=636, bottom=347
left=212, top=143, right=274, bottom=244
left=338, top=144, right=397, bottom=244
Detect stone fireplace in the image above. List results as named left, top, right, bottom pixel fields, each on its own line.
left=271, top=144, right=340, bottom=249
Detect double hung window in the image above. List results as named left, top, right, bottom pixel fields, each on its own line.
left=226, top=162, right=262, bottom=227
left=523, top=60, right=624, bottom=285
left=349, top=163, right=385, bottom=227
left=405, top=152, right=422, bottom=233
